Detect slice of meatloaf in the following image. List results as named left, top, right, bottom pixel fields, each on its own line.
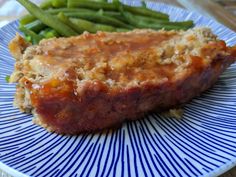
left=9, top=28, right=236, bottom=134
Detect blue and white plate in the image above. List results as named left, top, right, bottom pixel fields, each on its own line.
left=1, top=1, right=236, bottom=177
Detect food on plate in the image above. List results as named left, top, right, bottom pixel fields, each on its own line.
left=17, top=0, right=194, bottom=44
left=8, top=28, right=236, bottom=134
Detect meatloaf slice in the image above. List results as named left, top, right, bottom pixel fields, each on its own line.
left=9, top=28, right=236, bottom=134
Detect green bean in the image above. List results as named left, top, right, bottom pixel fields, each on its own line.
left=19, top=25, right=43, bottom=44
left=46, top=30, right=59, bottom=38
left=68, top=0, right=169, bottom=20
left=17, top=0, right=78, bottom=37
left=112, top=0, right=119, bottom=3
left=52, top=0, right=67, bottom=8
left=102, top=11, right=168, bottom=24
left=133, top=15, right=168, bottom=23
left=157, top=21, right=193, bottom=28
left=17, top=0, right=192, bottom=43
left=68, top=0, right=116, bottom=10
left=134, top=14, right=194, bottom=28
left=57, top=12, right=83, bottom=33
left=123, top=5, right=168, bottom=20
left=20, top=1, right=168, bottom=26
left=65, top=12, right=132, bottom=28
left=46, top=31, right=59, bottom=38
left=39, top=28, right=60, bottom=38
left=40, top=0, right=53, bottom=9
left=19, top=14, right=36, bottom=25
left=122, top=11, right=193, bottom=30
left=47, top=8, right=126, bottom=24
left=47, top=8, right=95, bottom=14
left=97, top=9, right=104, bottom=16
left=120, top=11, right=137, bottom=27
left=90, top=0, right=108, bottom=2
left=25, top=20, right=47, bottom=33
left=25, top=35, right=32, bottom=42
left=102, top=11, right=120, bottom=17
left=70, top=18, right=117, bottom=33
left=5, top=76, right=10, bottom=83
left=96, top=10, right=124, bottom=21
left=102, top=11, right=126, bottom=22
left=19, top=8, right=95, bottom=26
left=95, top=24, right=117, bottom=32
left=114, top=1, right=169, bottom=20
left=70, top=18, right=96, bottom=33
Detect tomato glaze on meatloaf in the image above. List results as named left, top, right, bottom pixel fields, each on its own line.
left=9, top=28, right=236, bottom=134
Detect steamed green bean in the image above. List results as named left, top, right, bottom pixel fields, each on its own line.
left=19, top=14, right=36, bottom=25
left=68, top=0, right=116, bottom=10
left=133, top=14, right=194, bottom=28
left=52, top=0, right=67, bottom=8
left=68, top=0, right=169, bottom=20
left=25, top=20, right=46, bottom=33
left=39, top=28, right=60, bottom=38
left=20, top=8, right=95, bottom=26
left=57, top=12, right=83, bottom=33
left=70, top=18, right=118, bottom=33
left=65, top=11, right=132, bottom=28
left=19, top=25, right=43, bottom=44
left=47, top=8, right=95, bottom=14
left=123, top=5, right=168, bottom=20
left=122, top=11, right=193, bottom=30
left=17, top=0, right=77, bottom=37
left=40, top=0, right=53, bottom=9
left=17, top=0, right=194, bottom=44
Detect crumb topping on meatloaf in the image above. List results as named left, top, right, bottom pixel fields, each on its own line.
left=10, top=28, right=223, bottom=86
left=9, top=28, right=227, bottom=111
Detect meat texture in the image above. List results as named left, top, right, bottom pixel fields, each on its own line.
left=9, top=28, right=236, bottom=134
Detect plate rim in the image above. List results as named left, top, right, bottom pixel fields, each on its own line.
left=0, top=162, right=29, bottom=177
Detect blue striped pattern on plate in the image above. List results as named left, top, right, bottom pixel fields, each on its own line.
left=0, top=1, right=236, bottom=177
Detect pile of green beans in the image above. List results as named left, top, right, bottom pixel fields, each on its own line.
left=17, top=0, right=194, bottom=44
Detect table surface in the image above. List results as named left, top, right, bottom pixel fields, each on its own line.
left=0, top=0, right=235, bottom=177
